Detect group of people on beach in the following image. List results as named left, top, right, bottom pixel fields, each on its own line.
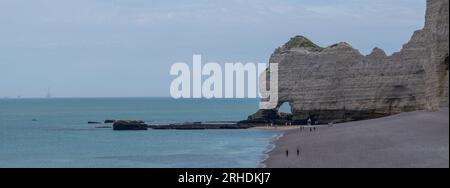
left=266, top=118, right=319, bottom=127
left=299, top=125, right=318, bottom=132
left=285, top=118, right=323, bottom=159
left=285, top=148, right=301, bottom=158
left=267, top=122, right=293, bottom=127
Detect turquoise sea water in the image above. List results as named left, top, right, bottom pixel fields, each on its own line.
left=0, top=98, right=279, bottom=168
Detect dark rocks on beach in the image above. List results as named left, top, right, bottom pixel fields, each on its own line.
left=242, top=109, right=295, bottom=125
left=88, top=121, right=101, bottom=124
left=113, top=120, right=148, bottom=131
left=244, top=108, right=390, bottom=126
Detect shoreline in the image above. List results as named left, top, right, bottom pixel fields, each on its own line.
left=264, top=108, right=449, bottom=168
left=259, top=132, right=285, bottom=168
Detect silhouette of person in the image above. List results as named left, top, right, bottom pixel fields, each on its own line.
left=297, top=148, right=300, bottom=157
left=286, top=150, right=289, bottom=157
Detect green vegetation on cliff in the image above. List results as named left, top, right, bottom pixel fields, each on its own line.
left=283, top=36, right=323, bottom=51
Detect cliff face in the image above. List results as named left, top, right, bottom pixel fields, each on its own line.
left=249, top=0, right=449, bottom=124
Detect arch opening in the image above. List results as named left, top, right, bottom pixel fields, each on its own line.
left=278, top=102, right=292, bottom=114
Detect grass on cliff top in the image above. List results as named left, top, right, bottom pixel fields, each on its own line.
left=283, top=36, right=324, bottom=51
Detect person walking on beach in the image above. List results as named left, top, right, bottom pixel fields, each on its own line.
left=297, top=148, right=300, bottom=157
left=308, top=118, right=313, bottom=132
left=286, top=150, right=289, bottom=157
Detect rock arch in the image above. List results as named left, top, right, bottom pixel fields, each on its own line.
left=245, top=0, right=449, bottom=125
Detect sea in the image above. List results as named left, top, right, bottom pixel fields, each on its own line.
left=0, top=98, right=282, bottom=168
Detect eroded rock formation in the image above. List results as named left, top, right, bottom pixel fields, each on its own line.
left=248, top=0, right=449, bottom=124
left=113, top=120, right=148, bottom=131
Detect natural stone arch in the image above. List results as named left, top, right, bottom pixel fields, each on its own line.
left=275, top=101, right=294, bottom=124
left=277, top=101, right=293, bottom=114
left=244, top=100, right=294, bottom=124
left=245, top=0, right=448, bottom=125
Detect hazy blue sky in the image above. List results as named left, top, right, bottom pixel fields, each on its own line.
left=0, top=0, right=426, bottom=98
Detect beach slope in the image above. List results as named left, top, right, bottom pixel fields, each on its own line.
left=265, top=108, right=449, bottom=168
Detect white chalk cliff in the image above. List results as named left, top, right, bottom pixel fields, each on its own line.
left=249, top=0, right=449, bottom=124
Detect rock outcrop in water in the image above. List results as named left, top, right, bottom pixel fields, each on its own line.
left=113, top=120, right=148, bottom=131
left=104, top=120, right=116, bottom=124
left=248, top=0, right=449, bottom=124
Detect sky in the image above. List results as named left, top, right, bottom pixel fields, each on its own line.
left=0, top=0, right=426, bottom=98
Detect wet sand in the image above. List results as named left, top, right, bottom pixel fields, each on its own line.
left=265, top=108, right=449, bottom=168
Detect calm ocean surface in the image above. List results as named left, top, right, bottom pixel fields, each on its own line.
left=0, top=98, right=280, bottom=168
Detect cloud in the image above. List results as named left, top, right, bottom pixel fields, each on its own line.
left=0, top=0, right=427, bottom=97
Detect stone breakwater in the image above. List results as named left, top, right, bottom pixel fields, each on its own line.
left=248, top=0, right=449, bottom=124
left=95, top=120, right=256, bottom=130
